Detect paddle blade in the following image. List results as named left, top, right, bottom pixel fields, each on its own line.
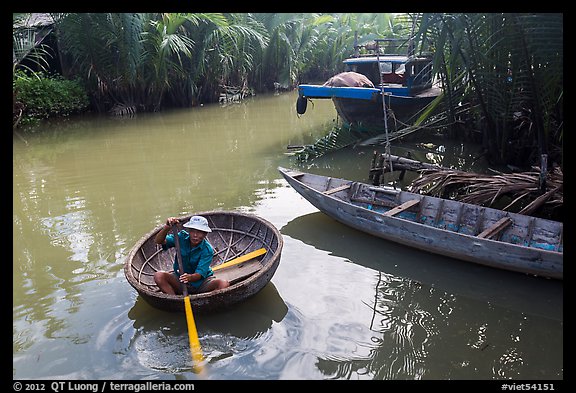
left=212, top=248, right=267, bottom=271
left=184, top=296, right=204, bottom=373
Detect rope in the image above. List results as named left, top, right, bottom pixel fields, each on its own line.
left=375, top=40, right=395, bottom=188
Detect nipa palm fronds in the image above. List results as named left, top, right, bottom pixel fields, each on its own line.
left=409, top=164, right=563, bottom=216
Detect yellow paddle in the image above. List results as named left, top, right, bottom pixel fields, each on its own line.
left=172, top=232, right=265, bottom=372
left=212, top=248, right=267, bottom=271
left=172, top=226, right=204, bottom=373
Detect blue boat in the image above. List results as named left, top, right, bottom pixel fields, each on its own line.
left=296, top=41, right=441, bottom=130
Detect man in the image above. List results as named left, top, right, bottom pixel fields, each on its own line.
left=154, top=215, right=229, bottom=294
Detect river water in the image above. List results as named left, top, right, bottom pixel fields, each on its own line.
left=13, top=90, right=563, bottom=381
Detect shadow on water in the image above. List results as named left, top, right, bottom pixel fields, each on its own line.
left=281, top=211, right=563, bottom=322
left=281, top=212, right=563, bottom=379
left=126, top=282, right=288, bottom=373
left=129, top=282, right=288, bottom=338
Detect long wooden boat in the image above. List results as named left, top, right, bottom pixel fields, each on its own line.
left=278, top=167, right=563, bottom=280
left=124, top=211, right=283, bottom=313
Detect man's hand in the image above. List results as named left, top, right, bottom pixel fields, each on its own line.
left=165, top=217, right=179, bottom=227
left=179, top=272, right=199, bottom=283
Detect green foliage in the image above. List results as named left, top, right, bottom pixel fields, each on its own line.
left=51, top=13, right=399, bottom=111
left=418, top=13, right=563, bottom=166
left=13, top=13, right=52, bottom=75
left=13, top=71, right=89, bottom=123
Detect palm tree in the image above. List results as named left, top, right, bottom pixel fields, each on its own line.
left=13, top=13, right=53, bottom=75
left=141, top=12, right=231, bottom=109
left=189, top=12, right=268, bottom=104
left=418, top=13, right=563, bottom=168
left=53, top=13, right=148, bottom=112
left=53, top=13, right=271, bottom=112
left=13, top=13, right=55, bottom=128
left=252, top=13, right=309, bottom=90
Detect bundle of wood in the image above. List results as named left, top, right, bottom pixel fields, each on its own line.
left=409, top=165, right=563, bottom=216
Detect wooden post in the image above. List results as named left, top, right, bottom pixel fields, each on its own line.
left=369, top=151, right=380, bottom=185
left=539, top=154, right=548, bottom=194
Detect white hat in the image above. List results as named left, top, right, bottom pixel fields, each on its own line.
left=183, top=215, right=212, bottom=233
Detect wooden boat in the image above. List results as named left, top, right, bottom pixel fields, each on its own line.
left=124, top=211, right=283, bottom=313
left=278, top=167, right=563, bottom=280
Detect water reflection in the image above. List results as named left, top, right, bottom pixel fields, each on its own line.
left=282, top=212, right=563, bottom=379
left=314, top=274, right=432, bottom=379
left=282, top=211, right=562, bottom=321
left=129, top=282, right=287, bottom=339
left=312, top=268, right=563, bottom=380
left=126, top=283, right=288, bottom=376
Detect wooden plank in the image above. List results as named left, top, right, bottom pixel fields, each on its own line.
left=351, top=196, right=396, bottom=209
left=555, top=226, right=563, bottom=252
left=212, top=259, right=263, bottom=285
left=369, top=186, right=400, bottom=195
left=474, top=207, right=485, bottom=235
left=415, top=196, right=425, bottom=222
left=454, top=203, right=466, bottom=232
left=379, top=154, right=447, bottom=172
left=526, top=217, right=536, bottom=246
left=323, top=183, right=351, bottom=195
left=384, top=199, right=420, bottom=217
left=478, top=217, right=513, bottom=239
left=286, top=170, right=305, bottom=178
left=434, top=198, right=445, bottom=226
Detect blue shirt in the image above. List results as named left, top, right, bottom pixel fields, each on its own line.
left=163, top=230, right=214, bottom=289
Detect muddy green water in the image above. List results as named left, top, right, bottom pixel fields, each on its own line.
left=13, top=91, right=562, bottom=381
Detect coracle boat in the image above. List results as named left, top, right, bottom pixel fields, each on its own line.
left=278, top=167, right=562, bottom=280
left=124, top=211, right=283, bottom=312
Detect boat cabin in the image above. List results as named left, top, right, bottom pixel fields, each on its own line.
left=343, top=55, right=433, bottom=93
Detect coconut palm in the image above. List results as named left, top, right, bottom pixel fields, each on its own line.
left=141, top=12, right=233, bottom=109
left=417, top=13, right=563, bottom=167
left=13, top=13, right=52, bottom=75
left=53, top=13, right=270, bottom=112
left=53, top=13, right=148, bottom=112
left=190, top=12, right=268, bottom=104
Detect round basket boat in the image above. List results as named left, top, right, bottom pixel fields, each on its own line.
left=124, top=211, right=283, bottom=313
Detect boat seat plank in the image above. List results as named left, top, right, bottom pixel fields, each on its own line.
left=351, top=196, right=396, bottom=209
left=434, top=198, right=445, bottom=226
left=323, top=183, right=351, bottom=195
left=477, top=217, right=513, bottom=239
left=286, top=170, right=305, bottom=178
left=555, top=227, right=563, bottom=252
left=384, top=199, right=420, bottom=217
left=212, top=259, right=263, bottom=285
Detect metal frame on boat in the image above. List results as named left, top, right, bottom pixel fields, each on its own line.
left=296, top=38, right=441, bottom=128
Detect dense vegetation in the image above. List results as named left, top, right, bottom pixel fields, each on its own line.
left=13, top=71, right=89, bottom=126
left=12, top=13, right=412, bottom=115
left=417, top=13, right=563, bottom=168
left=13, top=12, right=562, bottom=170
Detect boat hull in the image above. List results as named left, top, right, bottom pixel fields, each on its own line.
left=333, top=91, right=439, bottom=126
left=298, top=84, right=441, bottom=128
left=124, top=211, right=283, bottom=312
left=278, top=167, right=562, bottom=280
